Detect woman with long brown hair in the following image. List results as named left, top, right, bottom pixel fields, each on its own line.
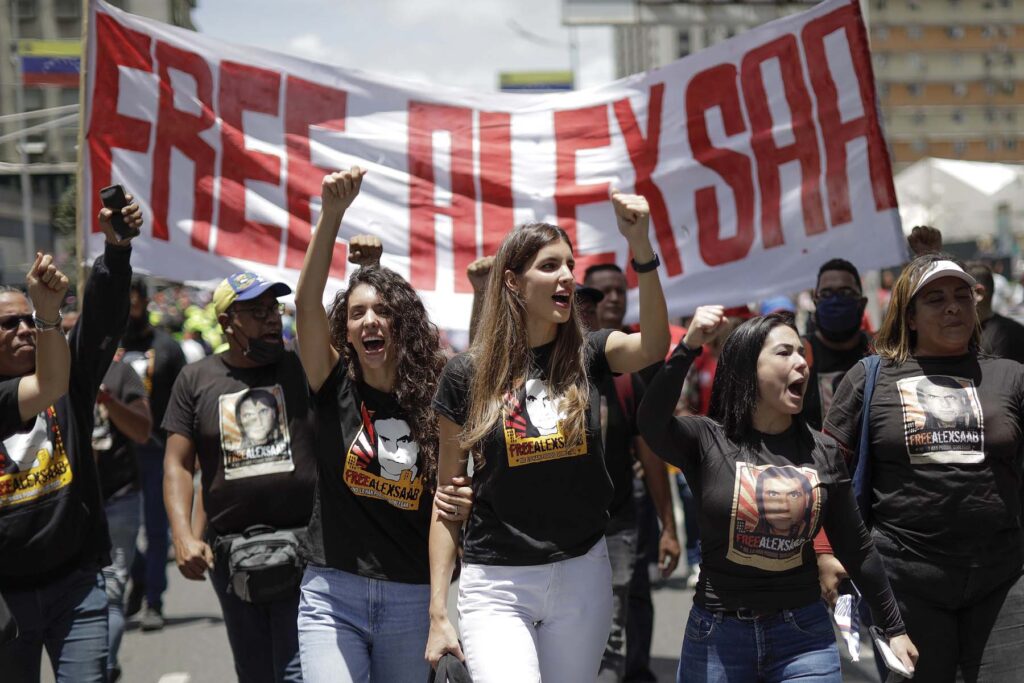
left=425, top=191, right=670, bottom=682
left=824, top=253, right=1024, bottom=681
left=294, top=167, right=471, bottom=682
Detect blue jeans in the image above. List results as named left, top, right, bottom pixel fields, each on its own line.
left=679, top=602, right=841, bottom=683
left=0, top=567, right=109, bottom=682
left=598, top=526, right=637, bottom=682
left=131, top=442, right=169, bottom=611
left=210, top=554, right=303, bottom=682
left=103, top=490, right=140, bottom=675
left=297, top=565, right=430, bottom=683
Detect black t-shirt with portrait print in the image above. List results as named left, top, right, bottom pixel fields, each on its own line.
left=433, top=329, right=615, bottom=566
left=638, top=342, right=905, bottom=635
left=824, top=353, right=1024, bottom=567
left=161, top=350, right=316, bottom=535
left=302, top=360, right=433, bottom=584
left=800, top=332, right=871, bottom=431
left=981, top=313, right=1024, bottom=364
left=93, top=360, right=148, bottom=501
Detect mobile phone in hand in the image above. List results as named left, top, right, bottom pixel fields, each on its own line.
left=99, top=184, right=139, bottom=240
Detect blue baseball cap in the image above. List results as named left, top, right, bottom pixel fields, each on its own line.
left=212, top=272, right=292, bottom=315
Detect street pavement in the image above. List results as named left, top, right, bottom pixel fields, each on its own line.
left=40, top=562, right=880, bottom=682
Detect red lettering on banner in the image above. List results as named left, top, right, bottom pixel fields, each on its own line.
left=88, top=14, right=152, bottom=233
left=479, top=111, right=514, bottom=260
left=151, top=41, right=215, bottom=245
left=553, top=105, right=611, bottom=248
left=613, top=84, right=682, bottom=287
left=741, top=36, right=826, bottom=247
left=284, top=76, right=348, bottom=277
left=216, top=61, right=282, bottom=265
left=802, top=3, right=897, bottom=226
left=686, top=64, right=756, bottom=267
left=407, top=102, right=477, bottom=292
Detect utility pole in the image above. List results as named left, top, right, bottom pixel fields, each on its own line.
left=11, top=0, right=37, bottom=263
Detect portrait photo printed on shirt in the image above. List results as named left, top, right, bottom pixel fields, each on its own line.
left=0, top=409, right=72, bottom=510
left=897, top=375, right=984, bottom=465
left=727, top=463, right=822, bottom=572
left=343, top=403, right=424, bottom=511
left=218, top=385, right=295, bottom=479
left=502, top=378, right=586, bottom=468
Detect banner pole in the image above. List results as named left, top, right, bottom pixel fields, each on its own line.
left=75, top=0, right=90, bottom=304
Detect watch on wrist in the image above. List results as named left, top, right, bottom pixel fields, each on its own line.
left=33, top=313, right=62, bottom=331
left=631, top=253, right=660, bottom=273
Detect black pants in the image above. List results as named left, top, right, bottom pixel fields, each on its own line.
left=875, top=532, right=1024, bottom=683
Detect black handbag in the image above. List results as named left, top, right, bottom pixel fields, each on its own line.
left=429, top=653, right=472, bottom=683
left=216, top=525, right=304, bottom=604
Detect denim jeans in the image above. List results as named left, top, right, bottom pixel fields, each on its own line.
left=598, top=526, right=638, bottom=682
left=209, top=554, right=303, bottom=682
left=103, top=489, right=141, bottom=675
left=297, top=565, right=430, bottom=683
left=0, top=567, right=109, bottom=682
left=131, top=441, right=169, bottom=611
left=875, top=532, right=1024, bottom=683
left=459, top=538, right=613, bottom=683
left=679, top=602, right=841, bottom=683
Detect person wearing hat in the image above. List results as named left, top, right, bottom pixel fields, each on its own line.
left=163, top=271, right=317, bottom=682
left=823, top=253, right=1024, bottom=681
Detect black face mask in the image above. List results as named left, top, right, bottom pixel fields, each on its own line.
left=243, top=335, right=285, bottom=365
left=815, top=294, right=864, bottom=342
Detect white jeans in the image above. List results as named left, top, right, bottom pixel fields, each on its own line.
left=458, top=538, right=613, bottom=683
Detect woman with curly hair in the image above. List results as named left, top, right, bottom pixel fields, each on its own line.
left=294, top=167, right=472, bottom=682
left=426, top=191, right=670, bottom=681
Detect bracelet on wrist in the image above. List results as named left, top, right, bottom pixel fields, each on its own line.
left=33, top=313, right=62, bottom=331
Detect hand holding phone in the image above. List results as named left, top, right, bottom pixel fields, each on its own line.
left=99, top=184, right=141, bottom=241
left=869, top=626, right=914, bottom=679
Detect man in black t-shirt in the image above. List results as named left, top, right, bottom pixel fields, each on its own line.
left=801, top=259, right=872, bottom=431
left=122, top=278, right=187, bottom=632
left=163, top=271, right=315, bottom=683
left=584, top=263, right=679, bottom=683
left=967, top=261, right=1024, bottom=364
left=0, top=199, right=142, bottom=682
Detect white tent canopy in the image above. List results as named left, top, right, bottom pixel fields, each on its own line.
left=894, top=157, right=1024, bottom=244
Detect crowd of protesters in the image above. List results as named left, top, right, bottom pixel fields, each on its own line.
left=0, top=170, right=1023, bottom=683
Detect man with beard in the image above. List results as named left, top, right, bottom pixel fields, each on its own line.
left=583, top=263, right=679, bottom=683
left=0, top=200, right=142, bottom=682
left=122, top=278, right=186, bottom=631
left=163, top=272, right=316, bottom=682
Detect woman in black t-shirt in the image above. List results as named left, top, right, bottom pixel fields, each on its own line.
left=426, top=191, right=670, bottom=681
left=823, top=254, right=1024, bottom=682
left=293, top=167, right=472, bottom=682
left=637, top=306, right=917, bottom=683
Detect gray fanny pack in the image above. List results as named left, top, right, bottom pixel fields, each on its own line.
left=219, top=525, right=304, bottom=604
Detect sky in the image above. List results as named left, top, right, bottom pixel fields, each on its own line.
left=191, top=0, right=616, bottom=93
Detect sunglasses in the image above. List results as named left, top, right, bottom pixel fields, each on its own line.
left=231, top=302, right=285, bottom=321
left=0, top=314, right=34, bottom=331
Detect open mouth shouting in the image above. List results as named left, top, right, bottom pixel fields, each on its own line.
left=552, top=290, right=572, bottom=310
left=786, top=377, right=807, bottom=402
left=362, top=334, right=386, bottom=356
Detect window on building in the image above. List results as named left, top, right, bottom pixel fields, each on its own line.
left=952, top=109, right=965, bottom=123
left=877, top=83, right=890, bottom=98
left=1007, top=138, right=1019, bottom=150
left=988, top=138, right=1000, bottom=152
left=954, top=140, right=967, bottom=156
left=986, top=108, right=997, bottom=122
left=907, top=25, right=923, bottom=40
left=947, top=26, right=965, bottom=39
left=1002, top=80, right=1017, bottom=94
left=1006, top=109, right=1017, bottom=122
left=678, top=29, right=691, bottom=58
left=982, top=25, right=997, bottom=38
left=875, top=0, right=887, bottom=10
left=953, top=82, right=969, bottom=97
left=986, top=80, right=998, bottom=95
left=15, top=0, right=36, bottom=19
left=912, top=139, right=928, bottom=153
left=875, top=53, right=889, bottom=68
left=55, top=0, right=80, bottom=19
left=914, top=111, right=926, bottom=124
left=906, top=0, right=920, bottom=9
left=908, top=82, right=923, bottom=96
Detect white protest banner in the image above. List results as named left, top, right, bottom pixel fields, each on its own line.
left=82, top=0, right=905, bottom=330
